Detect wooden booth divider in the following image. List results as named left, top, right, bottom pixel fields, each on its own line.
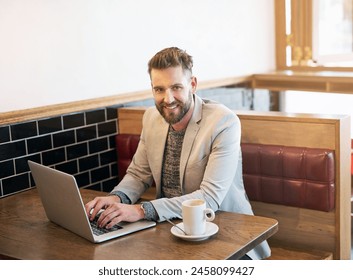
left=117, top=107, right=351, bottom=260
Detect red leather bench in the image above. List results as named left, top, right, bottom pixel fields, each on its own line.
left=115, top=134, right=335, bottom=213
left=242, top=143, right=335, bottom=212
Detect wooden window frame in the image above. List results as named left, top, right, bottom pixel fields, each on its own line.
left=275, top=0, right=353, bottom=72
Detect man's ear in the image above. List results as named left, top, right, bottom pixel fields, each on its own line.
left=191, top=76, right=197, bottom=93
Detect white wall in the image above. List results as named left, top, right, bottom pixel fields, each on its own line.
left=0, top=0, right=275, bottom=112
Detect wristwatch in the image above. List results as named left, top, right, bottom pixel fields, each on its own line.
left=140, top=203, right=146, bottom=217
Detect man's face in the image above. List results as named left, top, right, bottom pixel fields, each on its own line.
left=150, top=66, right=196, bottom=125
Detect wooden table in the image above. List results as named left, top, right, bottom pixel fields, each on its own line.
left=0, top=189, right=278, bottom=260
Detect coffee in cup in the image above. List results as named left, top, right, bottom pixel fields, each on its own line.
left=182, top=199, right=215, bottom=235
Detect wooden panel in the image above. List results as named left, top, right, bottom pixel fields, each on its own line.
left=0, top=90, right=151, bottom=126
left=253, top=79, right=327, bottom=92
left=237, top=110, right=342, bottom=149
left=267, top=247, right=333, bottom=260
left=336, top=114, right=352, bottom=259
left=329, top=81, right=353, bottom=93
left=251, top=201, right=335, bottom=253
left=118, top=107, right=147, bottom=134
left=252, top=70, right=353, bottom=94
left=239, top=118, right=336, bottom=149
left=274, top=0, right=287, bottom=69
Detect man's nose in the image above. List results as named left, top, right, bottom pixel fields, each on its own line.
left=164, top=89, right=175, bottom=103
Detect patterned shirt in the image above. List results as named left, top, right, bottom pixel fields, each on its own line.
left=113, top=126, right=186, bottom=221
left=161, top=127, right=185, bottom=198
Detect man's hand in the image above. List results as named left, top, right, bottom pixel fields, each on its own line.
left=85, top=196, right=145, bottom=229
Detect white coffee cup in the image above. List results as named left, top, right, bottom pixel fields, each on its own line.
left=182, top=199, right=215, bottom=236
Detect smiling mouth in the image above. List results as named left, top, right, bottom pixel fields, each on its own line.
left=164, top=104, right=178, bottom=110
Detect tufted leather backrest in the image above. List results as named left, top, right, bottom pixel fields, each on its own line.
left=241, top=143, right=335, bottom=212
left=115, top=134, right=140, bottom=182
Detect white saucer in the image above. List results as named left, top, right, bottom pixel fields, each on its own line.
left=170, top=222, right=219, bottom=241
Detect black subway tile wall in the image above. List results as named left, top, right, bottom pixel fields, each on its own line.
left=0, top=107, right=120, bottom=198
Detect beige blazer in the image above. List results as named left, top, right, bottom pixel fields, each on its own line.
left=112, top=94, right=271, bottom=259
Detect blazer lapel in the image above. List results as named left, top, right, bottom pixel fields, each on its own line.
left=179, top=95, right=203, bottom=192
left=149, top=116, right=169, bottom=190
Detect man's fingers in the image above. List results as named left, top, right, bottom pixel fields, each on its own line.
left=98, top=207, right=122, bottom=228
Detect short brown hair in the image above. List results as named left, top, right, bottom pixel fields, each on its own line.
left=148, top=47, right=193, bottom=76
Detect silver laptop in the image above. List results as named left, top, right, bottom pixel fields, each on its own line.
left=28, top=160, right=156, bottom=243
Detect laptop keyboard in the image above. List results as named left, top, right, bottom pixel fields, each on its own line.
left=90, top=214, right=123, bottom=236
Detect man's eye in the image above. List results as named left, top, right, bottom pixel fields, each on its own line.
left=172, top=86, right=182, bottom=91
left=154, top=88, right=164, bottom=94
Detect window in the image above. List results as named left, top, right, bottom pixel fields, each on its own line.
left=312, top=0, right=353, bottom=66
left=276, top=0, right=353, bottom=69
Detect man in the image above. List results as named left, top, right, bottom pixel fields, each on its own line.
left=85, top=47, right=271, bottom=260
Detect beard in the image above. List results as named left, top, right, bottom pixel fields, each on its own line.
left=155, top=91, right=193, bottom=125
